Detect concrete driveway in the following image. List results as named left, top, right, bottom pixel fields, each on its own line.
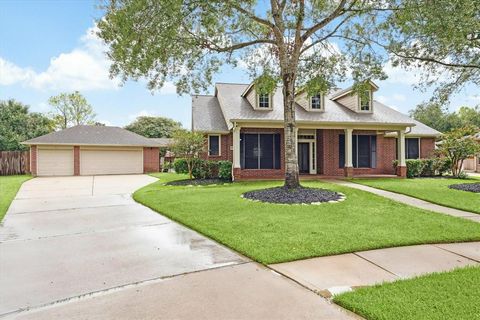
left=0, top=175, right=354, bottom=320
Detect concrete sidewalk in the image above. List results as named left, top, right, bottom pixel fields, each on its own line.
left=270, top=242, right=480, bottom=297
left=329, top=180, right=480, bottom=223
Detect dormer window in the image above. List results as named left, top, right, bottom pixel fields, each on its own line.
left=359, top=90, right=372, bottom=112
left=310, top=93, right=323, bottom=110
left=257, top=93, right=271, bottom=109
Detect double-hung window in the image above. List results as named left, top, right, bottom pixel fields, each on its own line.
left=258, top=93, right=271, bottom=109
left=208, top=135, right=220, bottom=156
left=339, top=134, right=377, bottom=168
left=240, top=133, right=281, bottom=169
left=310, top=94, right=323, bottom=110
left=359, top=90, right=372, bottom=111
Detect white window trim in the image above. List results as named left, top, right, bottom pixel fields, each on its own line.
left=358, top=90, right=373, bottom=113
left=308, top=93, right=324, bottom=112
left=208, top=134, right=221, bottom=156
left=255, top=93, right=273, bottom=110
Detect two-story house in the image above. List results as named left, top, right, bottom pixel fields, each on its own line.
left=192, top=81, right=440, bottom=180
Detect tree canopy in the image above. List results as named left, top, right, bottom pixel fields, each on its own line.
left=410, top=103, right=480, bottom=133
left=125, top=116, right=183, bottom=138
left=0, top=100, right=55, bottom=151
left=48, top=91, right=96, bottom=129
left=97, top=0, right=479, bottom=187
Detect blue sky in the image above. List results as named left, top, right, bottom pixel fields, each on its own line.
left=1, top=0, right=478, bottom=129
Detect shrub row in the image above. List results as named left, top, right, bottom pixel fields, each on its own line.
left=173, top=158, right=232, bottom=180
left=393, top=158, right=451, bottom=178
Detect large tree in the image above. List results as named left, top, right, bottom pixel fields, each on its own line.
left=125, top=116, right=182, bottom=138
left=48, top=91, right=96, bottom=129
left=98, top=0, right=393, bottom=188
left=97, top=0, right=476, bottom=188
left=0, top=100, right=55, bottom=151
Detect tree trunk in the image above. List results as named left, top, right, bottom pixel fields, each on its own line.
left=282, top=72, right=300, bottom=189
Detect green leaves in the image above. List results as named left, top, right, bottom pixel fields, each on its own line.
left=254, top=73, right=277, bottom=94
left=125, top=116, right=182, bottom=138
left=48, top=91, right=96, bottom=129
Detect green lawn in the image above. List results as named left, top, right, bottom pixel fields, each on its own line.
left=351, top=177, right=480, bottom=214
left=334, top=266, right=480, bottom=320
left=135, top=173, right=480, bottom=264
left=0, top=175, right=31, bottom=221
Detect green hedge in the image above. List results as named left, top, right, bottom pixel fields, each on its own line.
left=393, top=158, right=451, bottom=178
left=174, top=158, right=232, bottom=180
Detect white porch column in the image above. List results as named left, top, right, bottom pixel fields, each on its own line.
left=397, top=129, right=406, bottom=167
left=344, top=128, right=353, bottom=177
left=232, top=125, right=241, bottom=168
left=345, top=128, right=353, bottom=168
left=294, top=127, right=299, bottom=155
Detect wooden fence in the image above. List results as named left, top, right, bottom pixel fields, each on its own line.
left=0, top=151, right=30, bottom=176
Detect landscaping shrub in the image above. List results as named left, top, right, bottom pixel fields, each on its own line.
left=406, top=159, right=423, bottom=178
left=393, top=158, right=451, bottom=178
left=173, top=158, right=189, bottom=174
left=191, top=159, right=221, bottom=179
left=218, top=161, right=232, bottom=180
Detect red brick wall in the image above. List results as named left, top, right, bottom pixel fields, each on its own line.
left=320, top=129, right=396, bottom=176
left=143, top=147, right=160, bottom=173
left=30, top=145, right=37, bottom=176
left=73, top=146, right=80, bottom=176
left=234, top=128, right=285, bottom=180
left=420, top=138, right=436, bottom=158
left=201, top=134, right=233, bottom=161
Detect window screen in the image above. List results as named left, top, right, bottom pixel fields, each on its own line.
left=208, top=135, right=220, bottom=156
left=406, top=138, right=420, bottom=159
left=240, top=133, right=281, bottom=169
left=339, top=134, right=376, bottom=168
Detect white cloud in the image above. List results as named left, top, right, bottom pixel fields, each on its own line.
left=383, top=60, right=421, bottom=86
left=128, top=109, right=157, bottom=121
left=392, top=93, right=406, bottom=102
left=0, top=24, right=177, bottom=94
left=468, top=95, right=480, bottom=102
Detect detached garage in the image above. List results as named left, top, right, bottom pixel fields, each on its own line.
left=23, top=125, right=161, bottom=176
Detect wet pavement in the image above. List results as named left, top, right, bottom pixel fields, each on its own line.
left=1, top=175, right=356, bottom=319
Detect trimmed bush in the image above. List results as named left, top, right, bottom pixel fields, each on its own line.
left=393, top=158, right=451, bottom=178
left=173, top=158, right=189, bottom=174
left=218, top=161, right=232, bottom=180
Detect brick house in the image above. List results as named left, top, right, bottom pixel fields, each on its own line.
left=192, top=81, right=441, bottom=180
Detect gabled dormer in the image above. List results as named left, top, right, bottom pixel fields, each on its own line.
left=295, top=89, right=325, bottom=112
left=241, top=82, right=273, bottom=111
left=331, top=80, right=379, bottom=113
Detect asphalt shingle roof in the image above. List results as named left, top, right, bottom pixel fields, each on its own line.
left=23, top=125, right=162, bottom=147
left=192, top=95, right=229, bottom=132
left=149, top=138, right=173, bottom=147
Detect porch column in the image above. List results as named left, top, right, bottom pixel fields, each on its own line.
left=397, top=129, right=407, bottom=177
left=294, top=127, right=299, bottom=155
left=344, top=128, right=353, bottom=177
left=232, top=125, right=241, bottom=169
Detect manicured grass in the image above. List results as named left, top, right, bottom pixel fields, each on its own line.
left=0, top=175, right=31, bottom=221
left=135, top=173, right=480, bottom=264
left=351, top=177, right=480, bottom=214
left=334, top=266, right=480, bottom=320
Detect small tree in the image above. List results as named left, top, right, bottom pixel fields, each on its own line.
left=437, top=126, right=480, bottom=177
left=48, top=91, right=96, bottom=129
left=171, top=130, right=205, bottom=180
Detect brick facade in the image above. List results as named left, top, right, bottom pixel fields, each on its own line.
left=202, top=134, right=233, bottom=161
left=201, top=128, right=436, bottom=180
left=420, top=138, right=436, bottom=158
left=30, top=145, right=37, bottom=176
left=143, top=147, right=160, bottom=173
left=73, top=146, right=80, bottom=176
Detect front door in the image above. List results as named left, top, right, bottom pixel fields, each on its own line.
left=298, top=142, right=310, bottom=173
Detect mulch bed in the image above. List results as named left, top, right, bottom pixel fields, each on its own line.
left=242, top=186, right=344, bottom=205
left=166, top=178, right=231, bottom=186
left=448, top=182, right=480, bottom=193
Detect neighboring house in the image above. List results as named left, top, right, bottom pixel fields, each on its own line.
left=23, top=125, right=161, bottom=176
left=463, top=132, right=480, bottom=173
left=192, top=81, right=441, bottom=180
left=149, top=137, right=175, bottom=169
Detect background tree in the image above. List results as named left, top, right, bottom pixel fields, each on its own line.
left=410, top=103, right=480, bottom=133
left=171, top=130, right=205, bottom=180
left=98, top=0, right=397, bottom=188
left=458, top=106, right=480, bottom=128
left=48, top=91, right=96, bottom=129
left=0, top=100, right=55, bottom=151
left=437, top=126, right=480, bottom=177
left=125, top=116, right=182, bottom=138
left=368, top=0, right=480, bottom=102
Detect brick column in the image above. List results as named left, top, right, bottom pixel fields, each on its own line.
left=30, top=145, right=37, bottom=176
left=73, top=146, right=80, bottom=176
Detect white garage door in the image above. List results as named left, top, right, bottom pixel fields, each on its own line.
left=37, top=148, right=74, bottom=176
left=80, top=148, right=143, bottom=175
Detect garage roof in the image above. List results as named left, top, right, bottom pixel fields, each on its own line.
left=23, top=125, right=162, bottom=147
